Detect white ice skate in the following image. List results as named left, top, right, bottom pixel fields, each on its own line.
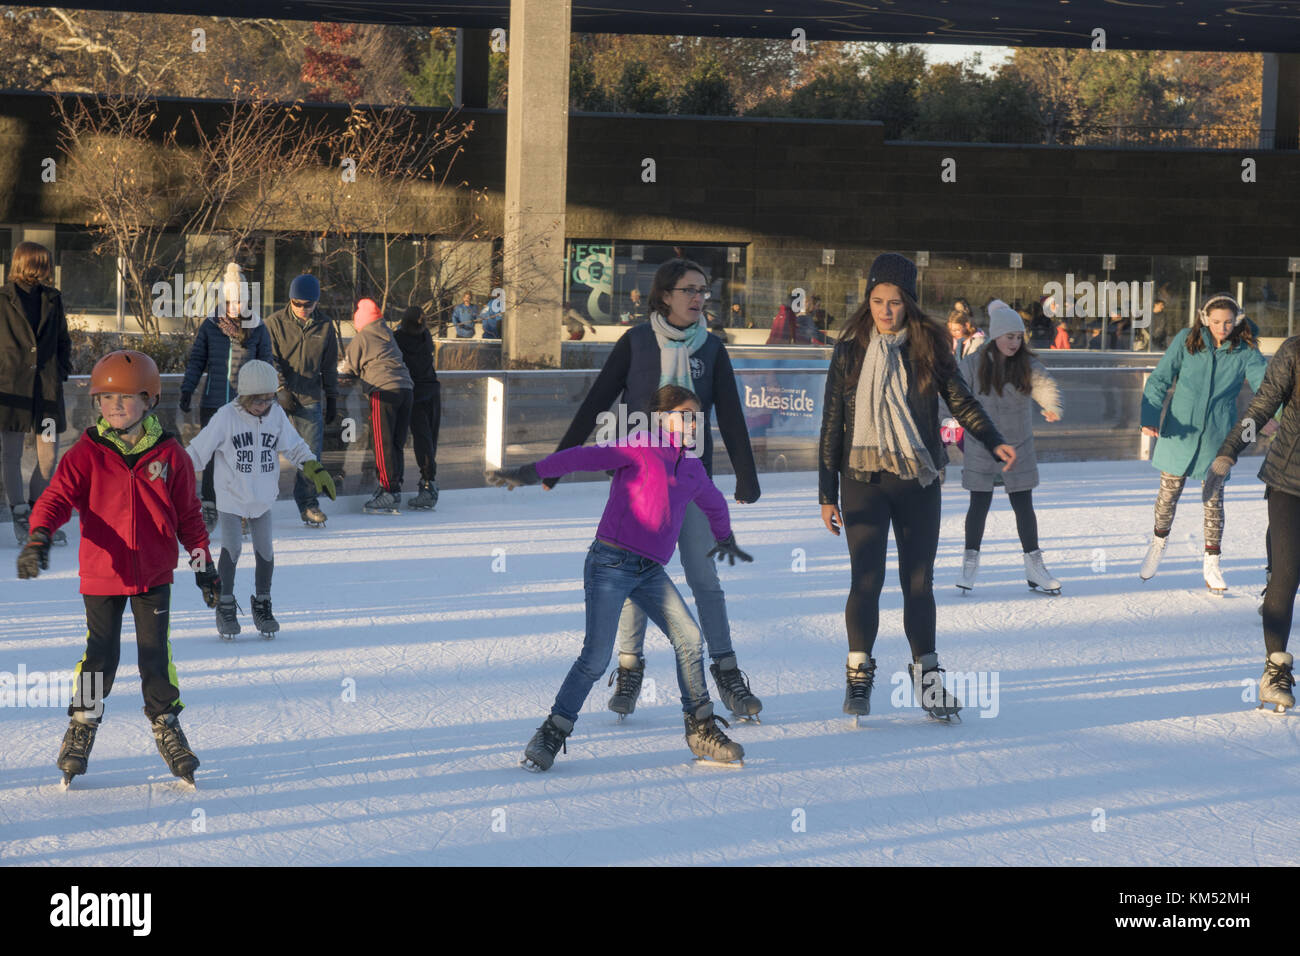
left=956, top=549, right=980, bottom=593
left=1024, top=549, right=1061, bottom=595
left=1203, top=552, right=1227, bottom=593
left=1139, top=535, right=1167, bottom=581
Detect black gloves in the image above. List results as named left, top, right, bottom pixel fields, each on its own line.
left=707, top=533, right=753, bottom=566
left=485, top=463, right=541, bottom=490
left=17, top=528, right=51, bottom=579
left=1203, top=455, right=1234, bottom=503
left=195, top=565, right=221, bottom=608
left=324, top=395, right=338, bottom=426
left=179, top=392, right=192, bottom=413
left=734, top=476, right=761, bottom=505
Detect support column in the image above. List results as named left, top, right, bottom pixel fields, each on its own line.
left=1261, top=53, right=1300, bottom=150
left=455, top=28, right=491, bottom=108
left=502, top=0, right=570, bottom=367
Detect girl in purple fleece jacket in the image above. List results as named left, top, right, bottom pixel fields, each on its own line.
left=487, top=385, right=755, bottom=771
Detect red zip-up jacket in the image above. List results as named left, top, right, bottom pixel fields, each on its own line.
left=30, top=422, right=212, bottom=596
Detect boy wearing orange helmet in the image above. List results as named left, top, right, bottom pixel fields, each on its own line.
left=16, top=350, right=218, bottom=789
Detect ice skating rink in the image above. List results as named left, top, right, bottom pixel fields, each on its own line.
left=3, top=460, right=1298, bottom=866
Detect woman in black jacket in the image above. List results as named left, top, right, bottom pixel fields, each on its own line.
left=819, top=253, right=1014, bottom=722
left=548, top=258, right=763, bottom=722
left=1203, top=334, right=1300, bottom=713
left=0, top=242, right=70, bottom=545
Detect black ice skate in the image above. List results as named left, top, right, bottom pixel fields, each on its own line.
left=909, top=652, right=962, bottom=722
left=710, top=655, right=762, bottom=723
left=363, top=488, right=401, bottom=515
left=1258, top=651, right=1295, bottom=715
left=843, top=657, right=877, bottom=725
left=684, top=703, right=744, bottom=768
left=250, top=593, right=279, bottom=639
left=216, top=595, right=241, bottom=640
left=57, top=712, right=99, bottom=790
left=150, top=711, right=199, bottom=787
left=300, top=505, right=327, bottom=527
left=607, top=655, right=644, bottom=720
left=521, top=714, right=572, bottom=772
left=408, top=479, right=439, bottom=511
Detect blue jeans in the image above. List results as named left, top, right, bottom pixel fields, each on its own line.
left=290, top=402, right=324, bottom=511
left=552, top=540, right=711, bottom=724
left=616, top=501, right=734, bottom=662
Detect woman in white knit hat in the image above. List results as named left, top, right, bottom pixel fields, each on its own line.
left=953, top=300, right=1065, bottom=594
left=186, top=359, right=336, bottom=639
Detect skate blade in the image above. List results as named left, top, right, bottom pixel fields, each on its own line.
left=956, top=584, right=972, bottom=594
left=926, top=711, right=963, bottom=723
left=734, top=715, right=761, bottom=725
left=260, top=631, right=278, bottom=640
left=59, top=772, right=75, bottom=790
left=1257, top=703, right=1293, bottom=715
left=691, top=757, right=744, bottom=769
left=179, top=774, right=197, bottom=790
left=1027, top=582, right=1061, bottom=595
left=1205, top=583, right=1227, bottom=594
left=520, top=758, right=548, bottom=773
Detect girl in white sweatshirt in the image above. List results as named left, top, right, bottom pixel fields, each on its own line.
left=187, top=360, right=335, bottom=637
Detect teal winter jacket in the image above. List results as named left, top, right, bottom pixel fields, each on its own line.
left=1140, top=325, right=1268, bottom=480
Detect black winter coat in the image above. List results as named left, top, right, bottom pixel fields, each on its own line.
left=1217, top=335, right=1300, bottom=499
left=551, top=322, right=760, bottom=501
left=263, top=306, right=339, bottom=411
left=393, top=321, right=439, bottom=402
left=819, top=334, right=1005, bottom=505
left=181, top=313, right=273, bottom=410
left=0, top=281, right=70, bottom=433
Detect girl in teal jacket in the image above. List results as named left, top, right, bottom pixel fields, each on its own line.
left=1138, top=293, right=1268, bottom=590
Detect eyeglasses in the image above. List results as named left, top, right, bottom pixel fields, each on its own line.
left=672, top=287, right=711, bottom=301
left=290, top=300, right=317, bottom=309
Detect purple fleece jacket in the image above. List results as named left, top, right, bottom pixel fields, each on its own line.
left=534, top=435, right=732, bottom=566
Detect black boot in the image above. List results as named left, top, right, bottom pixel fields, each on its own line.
left=843, top=657, right=877, bottom=717
left=606, top=654, right=644, bottom=717
left=710, top=654, right=762, bottom=720
left=57, top=712, right=100, bottom=786
left=908, top=652, right=962, bottom=721
left=522, top=714, right=573, bottom=772
left=150, top=711, right=200, bottom=783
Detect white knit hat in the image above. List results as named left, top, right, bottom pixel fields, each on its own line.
left=987, top=299, right=1025, bottom=341
left=237, top=359, right=279, bottom=397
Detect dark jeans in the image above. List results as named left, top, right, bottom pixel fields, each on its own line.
left=841, top=472, right=941, bottom=659
left=290, top=402, right=325, bottom=511
left=1263, top=488, right=1300, bottom=655
left=551, top=540, right=710, bottom=723
left=73, top=584, right=181, bottom=721
left=410, top=385, right=441, bottom=482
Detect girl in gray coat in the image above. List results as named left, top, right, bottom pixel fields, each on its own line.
left=955, top=300, right=1064, bottom=593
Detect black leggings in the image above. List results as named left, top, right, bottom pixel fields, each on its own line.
left=841, top=472, right=941, bottom=659
left=965, top=489, right=1040, bottom=553
left=1263, top=488, right=1300, bottom=655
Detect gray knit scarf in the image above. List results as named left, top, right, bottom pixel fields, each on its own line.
left=849, top=327, right=940, bottom=486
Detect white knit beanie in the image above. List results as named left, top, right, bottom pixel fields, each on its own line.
left=987, top=299, right=1025, bottom=341
left=237, top=359, right=279, bottom=397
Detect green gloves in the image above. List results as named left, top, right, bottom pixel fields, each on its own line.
left=302, top=460, right=337, bottom=500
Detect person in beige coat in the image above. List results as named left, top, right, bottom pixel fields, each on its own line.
left=954, top=300, right=1064, bottom=594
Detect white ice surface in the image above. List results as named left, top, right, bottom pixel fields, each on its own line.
left=2, top=460, right=1298, bottom=866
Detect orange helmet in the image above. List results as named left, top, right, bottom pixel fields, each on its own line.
left=90, top=350, right=161, bottom=401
